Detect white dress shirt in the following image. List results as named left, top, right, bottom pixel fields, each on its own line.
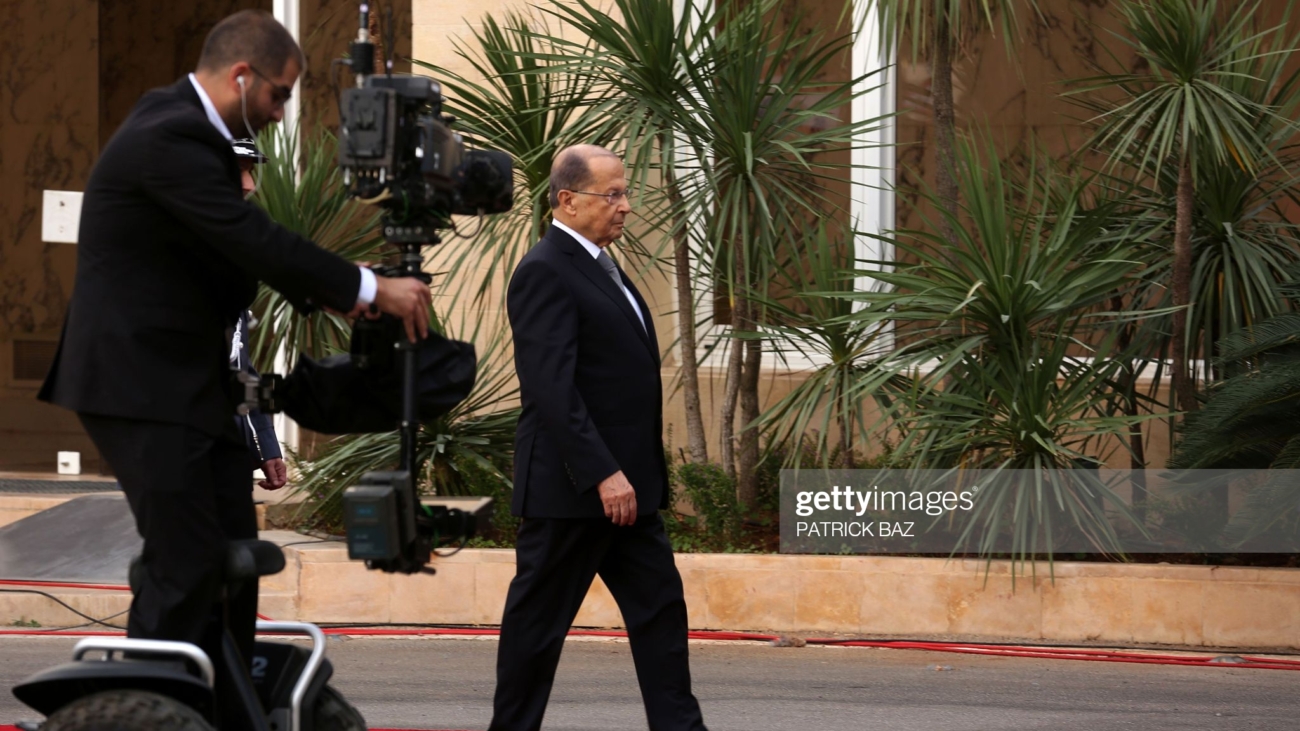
left=552, top=221, right=646, bottom=330
left=188, top=74, right=377, bottom=306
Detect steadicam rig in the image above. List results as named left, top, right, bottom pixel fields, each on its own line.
left=335, top=2, right=510, bottom=574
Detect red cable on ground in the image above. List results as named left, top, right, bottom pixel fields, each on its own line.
left=3, top=578, right=1298, bottom=672
left=0, top=579, right=129, bottom=592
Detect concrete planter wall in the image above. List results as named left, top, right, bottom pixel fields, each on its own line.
left=268, top=536, right=1300, bottom=650
left=2, top=523, right=1296, bottom=649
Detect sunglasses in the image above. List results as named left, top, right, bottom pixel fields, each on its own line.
left=248, top=64, right=294, bottom=106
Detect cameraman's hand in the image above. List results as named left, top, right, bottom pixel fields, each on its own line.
left=374, top=275, right=432, bottom=342
left=258, top=458, right=288, bottom=490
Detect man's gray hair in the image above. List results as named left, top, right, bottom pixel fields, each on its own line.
left=549, top=147, right=620, bottom=209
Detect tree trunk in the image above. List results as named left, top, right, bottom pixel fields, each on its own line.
left=1171, top=157, right=1198, bottom=415
left=719, top=308, right=743, bottom=482
left=663, top=134, right=708, bottom=465
left=838, top=392, right=855, bottom=469
left=720, top=242, right=746, bottom=481
left=1172, top=157, right=1222, bottom=517
left=737, top=329, right=762, bottom=509
left=931, top=21, right=960, bottom=249
left=1112, top=295, right=1147, bottom=524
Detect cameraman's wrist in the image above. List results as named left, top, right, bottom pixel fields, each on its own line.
left=356, top=266, right=377, bottom=306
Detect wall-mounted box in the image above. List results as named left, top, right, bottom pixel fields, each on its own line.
left=42, top=190, right=83, bottom=244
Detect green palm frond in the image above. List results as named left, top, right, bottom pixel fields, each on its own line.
left=752, top=221, right=896, bottom=466
left=825, top=135, right=1165, bottom=558
left=1171, top=292, right=1300, bottom=546
left=247, top=122, right=385, bottom=371
left=1070, top=0, right=1281, bottom=181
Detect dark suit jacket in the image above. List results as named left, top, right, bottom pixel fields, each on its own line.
left=231, top=310, right=281, bottom=469
left=39, top=78, right=360, bottom=436
left=507, top=224, right=668, bottom=518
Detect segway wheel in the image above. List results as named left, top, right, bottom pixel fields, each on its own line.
left=313, top=684, right=367, bottom=731
left=41, top=690, right=214, bottom=731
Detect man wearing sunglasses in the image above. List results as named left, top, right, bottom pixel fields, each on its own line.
left=38, top=10, right=429, bottom=711
left=491, top=144, right=708, bottom=731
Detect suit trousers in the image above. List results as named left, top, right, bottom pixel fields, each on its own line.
left=490, top=514, right=707, bottom=731
left=79, top=414, right=259, bottom=697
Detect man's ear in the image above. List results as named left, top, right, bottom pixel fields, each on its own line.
left=228, top=62, right=252, bottom=93
left=555, top=190, right=575, bottom=215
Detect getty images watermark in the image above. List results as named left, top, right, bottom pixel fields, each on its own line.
left=793, top=483, right=974, bottom=539
left=779, top=469, right=1300, bottom=555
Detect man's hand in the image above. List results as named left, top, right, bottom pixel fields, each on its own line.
left=259, top=458, right=288, bottom=490
left=373, top=275, right=432, bottom=343
left=597, top=471, right=638, bottom=526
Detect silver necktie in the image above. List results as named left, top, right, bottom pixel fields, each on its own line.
left=596, top=250, right=623, bottom=289
left=596, top=250, right=646, bottom=332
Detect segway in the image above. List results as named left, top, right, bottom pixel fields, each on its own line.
left=11, top=539, right=366, bottom=731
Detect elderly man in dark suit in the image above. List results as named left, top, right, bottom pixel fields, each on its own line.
left=490, top=145, right=708, bottom=731
left=38, top=9, right=430, bottom=684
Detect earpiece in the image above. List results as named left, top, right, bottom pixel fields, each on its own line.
left=236, top=75, right=246, bottom=88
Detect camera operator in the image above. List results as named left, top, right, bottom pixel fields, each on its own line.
left=37, top=8, right=429, bottom=698
left=230, top=138, right=286, bottom=491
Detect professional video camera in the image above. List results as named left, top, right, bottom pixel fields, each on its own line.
left=333, top=3, right=513, bottom=574
left=337, top=5, right=512, bottom=240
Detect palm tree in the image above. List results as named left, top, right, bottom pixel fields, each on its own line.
left=837, top=136, right=1165, bottom=561
left=1071, top=0, right=1281, bottom=417
left=858, top=0, right=1034, bottom=247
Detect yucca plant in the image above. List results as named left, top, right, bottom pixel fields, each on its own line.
left=838, top=137, right=1166, bottom=560
left=247, top=122, right=386, bottom=371
left=1069, top=0, right=1286, bottom=417
left=1094, top=6, right=1300, bottom=391
left=753, top=220, right=894, bottom=468
left=694, top=0, right=882, bottom=503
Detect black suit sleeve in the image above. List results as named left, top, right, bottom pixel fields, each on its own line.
left=241, top=365, right=281, bottom=461
left=508, top=259, right=620, bottom=492
left=142, top=121, right=360, bottom=313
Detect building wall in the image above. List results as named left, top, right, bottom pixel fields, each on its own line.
left=0, top=0, right=102, bottom=472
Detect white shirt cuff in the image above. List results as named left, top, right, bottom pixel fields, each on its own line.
left=356, top=266, right=377, bottom=305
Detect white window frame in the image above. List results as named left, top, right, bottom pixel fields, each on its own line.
left=271, top=0, right=302, bottom=460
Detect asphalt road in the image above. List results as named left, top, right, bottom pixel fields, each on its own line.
left=3, top=635, right=1297, bottom=730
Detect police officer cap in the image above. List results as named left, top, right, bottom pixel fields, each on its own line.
left=232, top=138, right=268, bottom=163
